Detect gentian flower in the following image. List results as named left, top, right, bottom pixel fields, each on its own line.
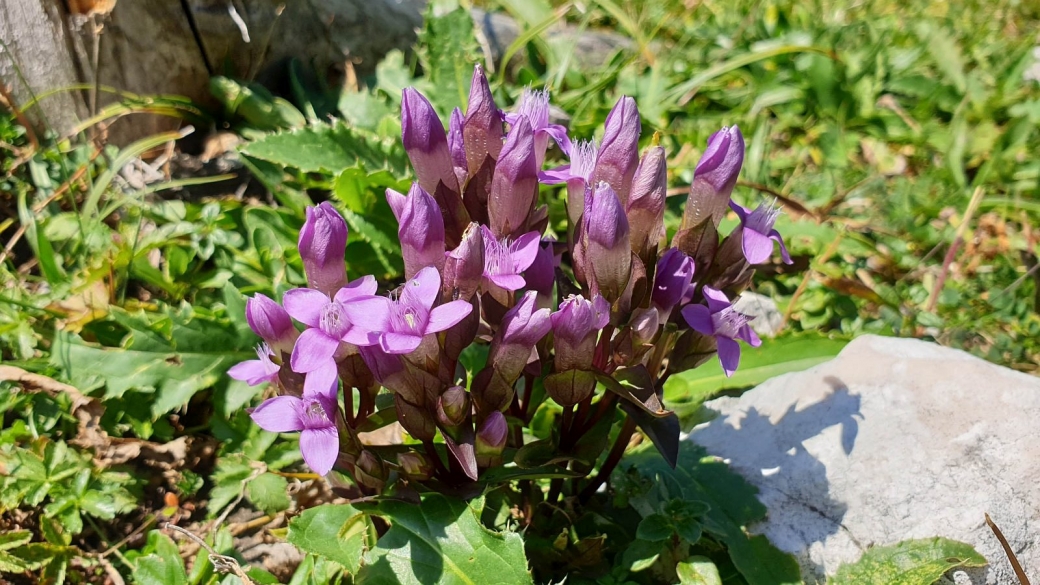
left=299, top=202, right=348, bottom=296
left=462, top=65, right=504, bottom=174
left=344, top=267, right=473, bottom=355
left=475, top=411, right=508, bottom=467
left=626, top=146, right=667, bottom=262
left=480, top=225, right=541, bottom=291
left=551, top=294, right=610, bottom=371
left=245, top=293, right=297, bottom=357
left=504, top=88, right=571, bottom=167
left=729, top=200, right=793, bottom=265
left=447, top=107, right=467, bottom=185
left=228, top=343, right=280, bottom=386
left=488, top=117, right=539, bottom=238
left=249, top=388, right=339, bottom=475
left=593, top=96, right=640, bottom=205
left=485, top=291, right=553, bottom=387
left=681, top=286, right=761, bottom=377
left=386, top=184, right=446, bottom=279
left=402, top=87, right=459, bottom=195
left=651, top=248, right=695, bottom=315
left=285, top=276, right=378, bottom=394
left=585, top=182, right=632, bottom=303
left=523, top=239, right=556, bottom=304
left=443, top=222, right=485, bottom=301
left=683, top=126, right=744, bottom=229
left=540, top=139, right=598, bottom=248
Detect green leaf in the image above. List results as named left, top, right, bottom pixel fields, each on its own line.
left=635, top=514, right=673, bottom=542
left=416, top=6, right=483, bottom=112
left=132, top=532, right=188, bottom=585
left=0, top=530, right=33, bottom=550
left=287, top=504, right=370, bottom=574
left=620, top=539, right=664, bottom=573
left=246, top=473, right=291, bottom=515
left=240, top=123, right=406, bottom=175
left=677, top=556, right=723, bottom=585
left=359, top=494, right=533, bottom=584
left=831, top=537, right=987, bottom=585
left=620, top=443, right=801, bottom=585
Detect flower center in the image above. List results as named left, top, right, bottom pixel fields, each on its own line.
left=302, top=398, right=333, bottom=429
left=711, top=307, right=750, bottom=339
left=483, top=234, right=513, bottom=277
left=516, top=89, right=550, bottom=129
left=571, top=140, right=598, bottom=184
left=320, top=302, right=351, bottom=339
left=747, top=200, right=781, bottom=234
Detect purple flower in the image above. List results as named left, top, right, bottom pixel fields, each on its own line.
left=462, top=65, right=504, bottom=174
left=504, top=88, right=571, bottom=167
left=386, top=184, right=446, bottom=279
left=443, top=222, right=485, bottom=301
left=246, top=294, right=297, bottom=356
left=626, top=146, right=667, bottom=260
left=228, top=343, right=280, bottom=386
left=299, top=202, right=348, bottom=295
left=480, top=225, right=541, bottom=292
left=681, top=286, right=761, bottom=377
left=488, top=117, right=539, bottom=238
left=684, top=126, right=744, bottom=229
left=540, top=139, right=598, bottom=248
left=475, top=410, right=508, bottom=467
left=730, top=200, right=793, bottom=265
left=448, top=107, right=468, bottom=184
left=652, top=248, right=695, bottom=314
left=551, top=294, right=610, bottom=371
left=344, top=267, right=473, bottom=355
left=585, top=182, right=632, bottom=303
left=402, top=87, right=459, bottom=194
left=630, top=307, right=660, bottom=344
left=593, top=96, right=640, bottom=205
left=486, top=291, right=553, bottom=383
left=523, top=239, right=556, bottom=301
left=250, top=389, right=339, bottom=475
left=285, top=276, right=378, bottom=394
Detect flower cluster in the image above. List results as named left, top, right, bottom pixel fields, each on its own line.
left=229, top=66, right=790, bottom=488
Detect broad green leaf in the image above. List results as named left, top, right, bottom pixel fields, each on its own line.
left=240, top=123, right=406, bottom=175
left=246, top=473, right=291, bottom=515
left=132, top=532, right=188, bottom=585
left=416, top=6, right=483, bottom=113
left=287, top=504, right=369, bottom=574
left=620, top=443, right=801, bottom=585
left=635, top=514, right=673, bottom=542
left=359, top=494, right=533, bottom=584
left=831, top=537, right=987, bottom=585
left=677, top=556, right=723, bottom=585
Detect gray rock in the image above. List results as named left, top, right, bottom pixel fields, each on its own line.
left=733, top=291, right=783, bottom=338
left=688, top=334, right=1040, bottom=584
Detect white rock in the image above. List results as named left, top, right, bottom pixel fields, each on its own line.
left=688, top=334, right=1040, bottom=584
left=733, top=291, right=783, bottom=338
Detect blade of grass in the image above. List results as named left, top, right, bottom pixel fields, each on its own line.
left=497, top=3, right=572, bottom=83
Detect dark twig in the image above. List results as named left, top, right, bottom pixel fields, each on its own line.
left=578, top=415, right=636, bottom=503
left=985, top=513, right=1031, bottom=585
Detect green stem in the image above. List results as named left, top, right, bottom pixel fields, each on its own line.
left=578, top=415, right=636, bottom=503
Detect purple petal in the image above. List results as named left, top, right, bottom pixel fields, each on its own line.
left=386, top=188, right=408, bottom=222
left=401, top=266, right=441, bottom=312
left=290, top=328, right=340, bottom=373
left=739, top=323, right=763, bottom=348
left=250, top=396, right=306, bottom=432
left=700, top=286, right=731, bottom=313
left=282, top=288, right=328, bottom=328
left=741, top=227, right=775, bottom=265
left=503, top=112, right=522, bottom=126
left=380, top=332, right=423, bottom=355
left=300, top=427, right=339, bottom=475
left=544, top=124, right=572, bottom=155
left=591, top=295, right=611, bottom=329
left=303, top=362, right=339, bottom=398
left=508, top=231, right=542, bottom=273
left=538, top=164, right=573, bottom=185
left=335, top=275, right=378, bottom=302
left=770, top=230, right=793, bottom=265
left=341, top=326, right=379, bottom=347
left=228, top=359, right=278, bottom=386
left=341, top=296, right=392, bottom=333
left=681, top=304, right=714, bottom=336
left=728, top=199, right=750, bottom=221
left=426, top=300, right=473, bottom=334
left=489, top=273, right=526, bottom=290
left=716, top=336, right=741, bottom=377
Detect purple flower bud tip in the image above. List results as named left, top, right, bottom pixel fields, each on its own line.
left=299, top=202, right=348, bottom=294
left=593, top=97, right=640, bottom=204
left=631, top=307, right=660, bottom=344
left=463, top=65, right=504, bottom=172
left=481, top=226, right=541, bottom=292
left=694, top=125, right=744, bottom=191
left=652, top=248, right=695, bottom=312
left=444, top=222, right=485, bottom=300
left=523, top=240, right=556, bottom=298
left=388, top=184, right=446, bottom=278
left=489, top=117, right=538, bottom=238
left=448, top=107, right=467, bottom=171
left=438, top=386, right=470, bottom=427
left=551, top=294, right=610, bottom=346
left=585, top=182, right=632, bottom=302
left=246, top=294, right=296, bottom=355
left=343, top=267, right=473, bottom=355
left=627, top=146, right=668, bottom=254
left=402, top=88, right=458, bottom=194
left=681, top=286, right=761, bottom=377
left=730, top=200, right=793, bottom=265
left=476, top=411, right=508, bottom=453
left=250, top=392, right=339, bottom=475
left=500, top=290, right=554, bottom=347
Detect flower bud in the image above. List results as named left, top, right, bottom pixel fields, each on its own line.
left=631, top=306, right=660, bottom=345
left=442, top=223, right=485, bottom=301
left=394, top=393, right=436, bottom=442
left=626, top=146, right=667, bottom=264
left=593, top=96, right=640, bottom=205
left=396, top=451, right=433, bottom=481
left=488, top=117, right=538, bottom=238
left=492, top=291, right=553, bottom=374
left=359, top=346, right=422, bottom=406
left=437, top=386, right=471, bottom=428
left=386, top=184, right=446, bottom=279
left=354, top=450, right=387, bottom=492
left=585, top=182, right=632, bottom=303
left=299, top=202, right=348, bottom=295
left=652, top=248, right=695, bottom=317
left=475, top=411, right=507, bottom=467
left=402, top=87, right=459, bottom=195
left=463, top=65, right=504, bottom=175
left=682, top=126, right=744, bottom=229
left=246, top=293, right=297, bottom=357
left=523, top=239, right=556, bottom=304
left=551, top=294, right=610, bottom=371
left=448, top=107, right=467, bottom=185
